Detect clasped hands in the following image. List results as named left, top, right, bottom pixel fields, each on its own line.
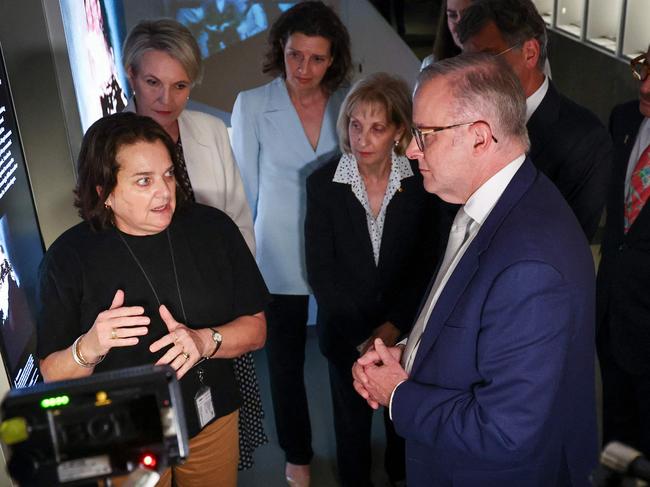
left=352, top=337, right=408, bottom=409
left=82, top=289, right=211, bottom=378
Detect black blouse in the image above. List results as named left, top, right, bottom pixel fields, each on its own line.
left=37, top=203, right=270, bottom=437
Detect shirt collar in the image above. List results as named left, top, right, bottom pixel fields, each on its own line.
left=526, top=76, right=549, bottom=122
left=463, top=154, right=526, bottom=225
left=333, top=151, right=413, bottom=185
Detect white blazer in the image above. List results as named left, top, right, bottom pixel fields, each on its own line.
left=231, top=77, right=346, bottom=294
left=125, top=100, right=256, bottom=254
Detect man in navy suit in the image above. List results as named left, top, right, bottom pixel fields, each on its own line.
left=352, top=53, right=598, bottom=486
left=458, top=0, right=612, bottom=243
left=597, top=44, right=650, bottom=455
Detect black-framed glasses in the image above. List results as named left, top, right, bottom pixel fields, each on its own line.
left=411, top=121, right=499, bottom=152
left=631, top=53, right=649, bottom=82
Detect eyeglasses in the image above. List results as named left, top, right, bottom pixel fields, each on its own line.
left=495, top=43, right=521, bottom=57
left=411, top=121, right=499, bottom=152
left=631, top=53, right=649, bottom=82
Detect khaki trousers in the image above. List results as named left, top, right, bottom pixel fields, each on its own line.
left=158, top=410, right=239, bottom=487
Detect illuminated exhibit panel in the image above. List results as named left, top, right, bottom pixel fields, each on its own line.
left=622, top=0, right=650, bottom=59
left=556, top=0, right=585, bottom=38
left=532, top=0, right=555, bottom=25
left=59, top=0, right=297, bottom=133
left=0, top=43, right=45, bottom=389
left=59, top=0, right=130, bottom=132
left=586, top=0, right=623, bottom=53
left=172, top=1, right=296, bottom=58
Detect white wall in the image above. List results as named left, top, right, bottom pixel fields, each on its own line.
left=338, top=0, right=421, bottom=89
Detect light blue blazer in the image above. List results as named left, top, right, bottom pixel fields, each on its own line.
left=231, top=77, right=346, bottom=294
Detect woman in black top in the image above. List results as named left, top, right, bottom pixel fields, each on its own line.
left=37, top=112, right=269, bottom=486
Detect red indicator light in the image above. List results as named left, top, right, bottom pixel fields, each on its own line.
left=140, top=453, right=157, bottom=469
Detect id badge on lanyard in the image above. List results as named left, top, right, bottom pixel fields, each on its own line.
left=194, top=366, right=215, bottom=428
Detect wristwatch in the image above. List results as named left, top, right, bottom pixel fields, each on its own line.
left=207, top=327, right=222, bottom=359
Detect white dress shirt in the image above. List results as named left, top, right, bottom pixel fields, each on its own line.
left=526, top=75, right=549, bottom=122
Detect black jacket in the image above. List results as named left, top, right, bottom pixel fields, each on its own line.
left=527, top=81, right=612, bottom=242
left=305, top=157, right=442, bottom=365
left=596, top=100, right=650, bottom=373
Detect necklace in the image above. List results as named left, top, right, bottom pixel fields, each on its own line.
left=116, top=228, right=188, bottom=327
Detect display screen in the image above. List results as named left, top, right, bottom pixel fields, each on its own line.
left=0, top=44, right=45, bottom=388
left=171, top=1, right=296, bottom=58
left=60, top=0, right=130, bottom=132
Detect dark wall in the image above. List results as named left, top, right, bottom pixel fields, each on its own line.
left=548, top=30, right=639, bottom=126
left=0, top=0, right=79, bottom=247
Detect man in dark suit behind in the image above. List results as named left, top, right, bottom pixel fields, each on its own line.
left=352, top=53, right=597, bottom=486
left=458, top=0, right=612, bottom=242
left=597, top=44, right=650, bottom=455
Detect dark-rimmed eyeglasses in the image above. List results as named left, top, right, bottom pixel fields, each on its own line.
left=631, top=53, right=649, bottom=82
left=411, top=121, right=499, bottom=152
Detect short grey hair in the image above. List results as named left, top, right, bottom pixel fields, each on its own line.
left=417, top=53, right=529, bottom=150
left=123, top=19, right=203, bottom=85
left=337, top=72, right=412, bottom=155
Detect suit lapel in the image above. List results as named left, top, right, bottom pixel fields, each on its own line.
left=616, top=109, right=646, bottom=238
left=342, top=186, right=377, bottom=270
left=263, top=78, right=337, bottom=161
left=178, top=112, right=209, bottom=177
left=378, top=176, right=412, bottom=270
left=410, top=159, right=538, bottom=375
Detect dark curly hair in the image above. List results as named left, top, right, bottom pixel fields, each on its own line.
left=262, top=1, right=351, bottom=93
left=74, top=112, right=186, bottom=231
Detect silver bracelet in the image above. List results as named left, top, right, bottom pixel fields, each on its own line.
left=72, top=333, right=105, bottom=368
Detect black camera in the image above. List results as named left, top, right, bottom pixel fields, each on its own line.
left=0, top=365, right=188, bottom=486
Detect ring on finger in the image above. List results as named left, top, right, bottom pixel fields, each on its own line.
left=111, top=328, right=117, bottom=340
left=182, top=352, right=190, bottom=361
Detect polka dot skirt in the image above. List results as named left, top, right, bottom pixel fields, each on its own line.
left=233, top=352, right=268, bottom=470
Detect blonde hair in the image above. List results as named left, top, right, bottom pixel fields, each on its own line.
left=123, top=18, right=203, bottom=85
left=337, top=72, right=412, bottom=155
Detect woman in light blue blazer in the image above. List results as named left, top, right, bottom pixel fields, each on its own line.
left=231, top=2, right=351, bottom=485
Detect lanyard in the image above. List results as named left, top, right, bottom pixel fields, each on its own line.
left=116, top=227, right=189, bottom=327
left=116, top=227, right=211, bottom=381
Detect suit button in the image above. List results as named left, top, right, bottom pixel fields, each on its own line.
left=618, top=244, right=626, bottom=251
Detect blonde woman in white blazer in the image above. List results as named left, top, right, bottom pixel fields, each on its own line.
left=122, top=18, right=264, bottom=471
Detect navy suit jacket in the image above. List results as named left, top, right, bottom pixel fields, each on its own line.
left=528, top=81, right=612, bottom=242
left=392, top=158, right=598, bottom=487
left=597, top=101, right=650, bottom=373
left=305, top=157, right=441, bottom=365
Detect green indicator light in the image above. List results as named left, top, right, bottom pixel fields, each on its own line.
left=40, top=395, right=70, bottom=409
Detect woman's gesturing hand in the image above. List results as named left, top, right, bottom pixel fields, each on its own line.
left=150, top=304, right=208, bottom=379
left=84, top=289, right=150, bottom=359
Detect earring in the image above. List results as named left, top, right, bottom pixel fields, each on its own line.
left=104, top=202, right=111, bottom=209
left=394, top=140, right=399, bottom=147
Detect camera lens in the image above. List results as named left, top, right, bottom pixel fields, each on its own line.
left=87, top=416, right=114, bottom=440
